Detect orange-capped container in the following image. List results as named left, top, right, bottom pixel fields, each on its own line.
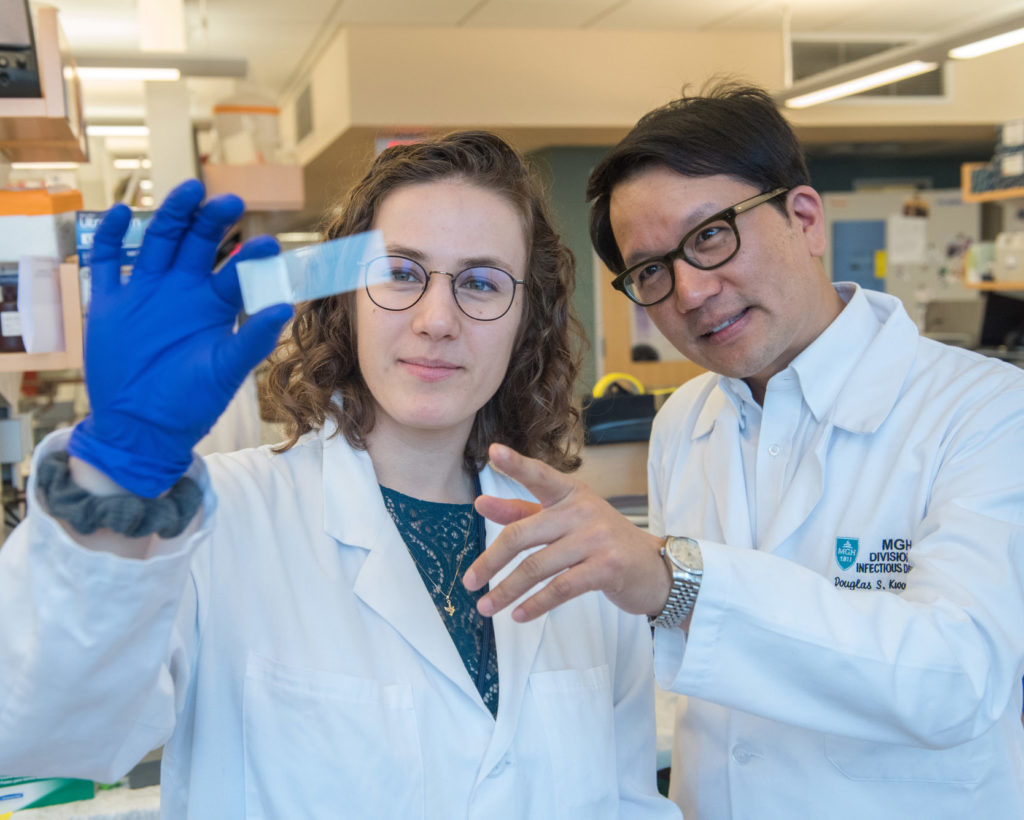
left=0, top=188, right=82, bottom=216
left=212, top=90, right=281, bottom=164
left=0, top=188, right=83, bottom=261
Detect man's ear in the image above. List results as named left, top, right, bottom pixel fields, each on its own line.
left=787, top=186, right=827, bottom=258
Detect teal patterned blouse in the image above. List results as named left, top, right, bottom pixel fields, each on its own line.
left=380, top=481, right=499, bottom=717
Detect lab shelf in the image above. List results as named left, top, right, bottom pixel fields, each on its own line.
left=0, top=263, right=83, bottom=373
left=961, top=162, right=1024, bottom=203
left=960, top=163, right=1024, bottom=290
left=963, top=280, right=1024, bottom=292
left=0, top=6, right=87, bottom=163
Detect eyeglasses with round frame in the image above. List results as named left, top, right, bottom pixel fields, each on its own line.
left=364, top=254, right=526, bottom=321
left=611, top=187, right=790, bottom=307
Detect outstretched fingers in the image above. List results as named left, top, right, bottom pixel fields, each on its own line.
left=473, top=495, right=540, bottom=527
left=213, top=303, right=293, bottom=393
left=463, top=446, right=577, bottom=594
left=89, top=204, right=133, bottom=296
left=466, top=443, right=672, bottom=621
left=174, top=193, right=246, bottom=276
left=487, top=443, right=576, bottom=507
left=465, top=502, right=561, bottom=592
left=497, top=556, right=621, bottom=623
left=474, top=530, right=603, bottom=622
left=131, top=179, right=207, bottom=279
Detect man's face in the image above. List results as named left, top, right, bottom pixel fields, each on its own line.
left=608, top=167, right=841, bottom=401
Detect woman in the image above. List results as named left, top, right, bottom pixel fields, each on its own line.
left=0, top=133, right=677, bottom=818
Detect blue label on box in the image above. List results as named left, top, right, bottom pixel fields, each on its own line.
left=76, top=210, right=154, bottom=268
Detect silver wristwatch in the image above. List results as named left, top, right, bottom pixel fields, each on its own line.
left=650, top=536, right=703, bottom=629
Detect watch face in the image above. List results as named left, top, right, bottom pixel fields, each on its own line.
left=667, top=536, right=703, bottom=572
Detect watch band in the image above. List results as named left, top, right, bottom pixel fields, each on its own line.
left=650, top=536, right=702, bottom=630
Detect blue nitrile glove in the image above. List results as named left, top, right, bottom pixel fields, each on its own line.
left=67, top=179, right=294, bottom=498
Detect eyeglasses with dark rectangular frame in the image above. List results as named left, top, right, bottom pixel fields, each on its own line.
left=611, top=187, right=790, bottom=307
left=364, top=254, right=526, bottom=321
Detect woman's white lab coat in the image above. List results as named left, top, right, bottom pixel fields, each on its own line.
left=649, top=286, right=1024, bottom=819
left=0, top=427, right=678, bottom=819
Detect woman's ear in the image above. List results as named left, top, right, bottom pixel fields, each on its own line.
left=787, top=185, right=827, bottom=258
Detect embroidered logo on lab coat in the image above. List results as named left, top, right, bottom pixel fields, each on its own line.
left=835, top=537, right=859, bottom=570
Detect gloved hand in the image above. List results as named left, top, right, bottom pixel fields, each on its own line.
left=67, top=179, right=294, bottom=498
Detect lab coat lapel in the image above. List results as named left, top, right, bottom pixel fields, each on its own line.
left=352, top=513, right=485, bottom=703
left=474, top=472, right=549, bottom=782
left=320, top=435, right=484, bottom=705
left=699, top=385, right=830, bottom=554
left=476, top=576, right=547, bottom=780
left=699, top=390, right=754, bottom=550
left=758, top=290, right=918, bottom=552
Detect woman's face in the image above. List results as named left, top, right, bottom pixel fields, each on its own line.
left=356, top=179, right=527, bottom=445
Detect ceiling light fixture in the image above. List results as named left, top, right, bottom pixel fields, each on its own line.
left=949, top=26, right=1024, bottom=59
left=76, top=66, right=181, bottom=82
left=112, top=158, right=153, bottom=170
left=784, top=61, right=938, bottom=109
left=776, top=4, right=1024, bottom=109
left=276, top=232, right=323, bottom=244
left=10, top=162, right=81, bottom=170
left=86, top=125, right=150, bottom=137
left=72, top=52, right=247, bottom=78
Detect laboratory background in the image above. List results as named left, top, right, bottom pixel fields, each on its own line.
left=2, top=0, right=1024, bottom=815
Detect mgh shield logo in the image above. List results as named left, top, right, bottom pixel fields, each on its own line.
left=835, top=537, right=859, bottom=570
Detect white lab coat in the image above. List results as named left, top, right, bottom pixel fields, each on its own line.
left=649, top=286, right=1024, bottom=819
left=0, top=426, right=679, bottom=820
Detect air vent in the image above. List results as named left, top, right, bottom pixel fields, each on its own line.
left=792, top=40, right=944, bottom=98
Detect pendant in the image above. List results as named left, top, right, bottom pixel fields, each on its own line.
left=444, top=599, right=455, bottom=616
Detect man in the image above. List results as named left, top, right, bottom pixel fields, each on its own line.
left=464, top=83, right=1024, bottom=818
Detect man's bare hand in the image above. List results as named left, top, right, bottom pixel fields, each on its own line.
left=463, top=443, right=670, bottom=622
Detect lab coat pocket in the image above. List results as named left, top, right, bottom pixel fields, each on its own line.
left=242, top=652, right=424, bottom=820
left=824, top=732, right=985, bottom=786
left=529, top=665, right=618, bottom=819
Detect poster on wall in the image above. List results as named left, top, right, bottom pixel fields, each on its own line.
left=886, top=214, right=928, bottom=265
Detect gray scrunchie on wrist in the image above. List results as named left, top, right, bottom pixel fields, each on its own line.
left=37, top=451, right=203, bottom=539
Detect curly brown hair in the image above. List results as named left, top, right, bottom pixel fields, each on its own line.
left=263, top=130, right=583, bottom=472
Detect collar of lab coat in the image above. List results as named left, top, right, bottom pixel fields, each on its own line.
left=793, top=284, right=919, bottom=434
left=694, top=284, right=919, bottom=441
left=689, top=285, right=923, bottom=551
left=318, top=429, right=549, bottom=752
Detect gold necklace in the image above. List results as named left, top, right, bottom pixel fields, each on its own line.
left=405, top=509, right=475, bottom=617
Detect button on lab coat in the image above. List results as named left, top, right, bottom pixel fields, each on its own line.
left=649, top=286, right=1024, bottom=820
left=0, top=427, right=678, bottom=820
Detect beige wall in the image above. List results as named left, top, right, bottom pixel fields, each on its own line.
left=281, top=26, right=786, bottom=167
left=278, top=29, right=355, bottom=164
left=344, top=28, right=784, bottom=127
left=282, top=24, right=1024, bottom=173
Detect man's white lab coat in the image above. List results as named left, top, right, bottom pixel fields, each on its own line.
left=651, top=285, right=1024, bottom=819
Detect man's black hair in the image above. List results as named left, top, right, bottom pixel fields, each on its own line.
left=587, top=81, right=810, bottom=272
